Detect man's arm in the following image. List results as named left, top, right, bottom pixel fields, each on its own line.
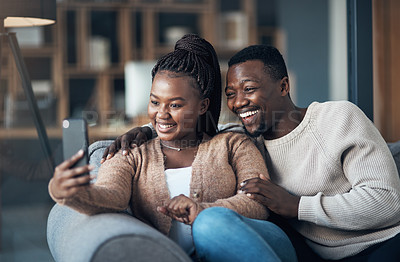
left=239, top=174, right=300, bottom=219
left=101, top=122, right=243, bottom=163
left=101, top=125, right=153, bottom=163
left=243, top=102, right=400, bottom=230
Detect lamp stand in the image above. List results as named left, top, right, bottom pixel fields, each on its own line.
left=0, top=23, right=54, bottom=174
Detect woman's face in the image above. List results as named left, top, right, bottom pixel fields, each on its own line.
left=148, top=71, right=209, bottom=142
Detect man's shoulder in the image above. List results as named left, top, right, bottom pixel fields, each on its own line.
left=309, top=100, right=379, bottom=147
left=312, top=100, right=359, bottom=113
left=311, top=100, right=367, bottom=124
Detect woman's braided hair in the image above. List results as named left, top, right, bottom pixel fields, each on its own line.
left=151, top=34, right=221, bottom=137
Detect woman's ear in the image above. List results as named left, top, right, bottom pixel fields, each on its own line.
left=199, top=98, right=210, bottom=115
left=280, top=77, right=290, bottom=96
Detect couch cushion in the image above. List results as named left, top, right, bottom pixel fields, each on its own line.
left=88, top=140, right=114, bottom=178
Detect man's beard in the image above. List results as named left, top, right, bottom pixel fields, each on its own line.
left=242, top=121, right=267, bottom=138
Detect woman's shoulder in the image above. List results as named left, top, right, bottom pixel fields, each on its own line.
left=132, top=138, right=159, bottom=154
left=206, top=131, right=253, bottom=148
left=120, top=138, right=160, bottom=163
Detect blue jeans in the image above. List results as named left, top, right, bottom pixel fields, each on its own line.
left=192, top=207, right=297, bottom=262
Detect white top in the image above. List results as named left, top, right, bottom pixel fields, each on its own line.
left=164, top=166, right=194, bottom=255
left=262, top=101, right=400, bottom=259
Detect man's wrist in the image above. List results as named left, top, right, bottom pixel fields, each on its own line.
left=141, top=126, right=153, bottom=140
left=292, top=196, right=300, bottom=219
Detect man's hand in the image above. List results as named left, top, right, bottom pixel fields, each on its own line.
left=157, top=194, right=203, bottom=225
left=101, top=126, right=152, bottom=164
left=239, top=174, right=300, bottom=219
left=50, top=150, right=94, bottom=199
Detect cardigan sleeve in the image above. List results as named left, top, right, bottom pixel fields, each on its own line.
left=199, top=134, right=269, bottom=220
left=53, top=151, right=136, bottom=215
left=299, top=101, right=400, bottom=230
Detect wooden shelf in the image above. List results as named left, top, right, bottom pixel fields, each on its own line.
left=0, top=125, right=142, bottom=141
left=0, top=128, right=62, bottom=139
left=0, top=0, right=273, bottom=140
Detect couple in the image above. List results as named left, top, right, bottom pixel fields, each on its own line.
left=49, top=34, right=295, bottom=262
left=50, top=34, right=400, bottom=261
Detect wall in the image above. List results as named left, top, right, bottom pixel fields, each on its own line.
left=276, top=0, right=330, bottom=107
left=373, top=0, right=400, bottom=142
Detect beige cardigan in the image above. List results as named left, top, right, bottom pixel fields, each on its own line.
left=50, top=132, right=269, bottom=235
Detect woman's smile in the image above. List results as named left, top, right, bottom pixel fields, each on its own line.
left=157, top=122, right=177, bottom=132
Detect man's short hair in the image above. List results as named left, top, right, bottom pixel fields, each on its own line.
left=228, top=45, right=288, bottom=81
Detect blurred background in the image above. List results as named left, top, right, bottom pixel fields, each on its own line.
left=0, top=0, right=399, bottom=260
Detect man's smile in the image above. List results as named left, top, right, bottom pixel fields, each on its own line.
left=239, top=110, right=259, bottom=119
left=237, top=109, right=260, bottom=125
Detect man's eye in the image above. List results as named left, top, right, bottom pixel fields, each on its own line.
left=151, top=100, right=159, bottom=105
left=170, top=104, right=182, bottom=108
left=225, top=92, right=235, bottom=98
left=244, top=87, right=256, bottom=92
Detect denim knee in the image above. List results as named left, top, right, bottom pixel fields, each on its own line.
left=192, top=207, right=237, bottom=241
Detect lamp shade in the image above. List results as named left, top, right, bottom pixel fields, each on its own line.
left=0, top=0, right=56, bottom=27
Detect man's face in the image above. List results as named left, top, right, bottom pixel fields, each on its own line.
left=225, top=60, right=285, bottom=137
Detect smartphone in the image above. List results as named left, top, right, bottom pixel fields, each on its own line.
left=62, top=118, right=89, bottom=174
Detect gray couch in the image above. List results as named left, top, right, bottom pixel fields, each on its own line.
left=46, top=141, right=191, bottom=262
left=47, top=140, right=400, bottom=262
left=388, top=141, right=400, bottom=175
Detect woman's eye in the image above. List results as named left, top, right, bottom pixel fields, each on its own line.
left=170, top=103, right=182, bottom=108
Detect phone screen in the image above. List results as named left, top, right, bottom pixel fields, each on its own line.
left=62, top=118, right=89, bottom=169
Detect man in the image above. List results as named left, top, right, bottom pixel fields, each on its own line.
left=103, top=45, right=400, bottom=261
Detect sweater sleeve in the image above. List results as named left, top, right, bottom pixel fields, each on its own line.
left=53, top=151, right=136, bottom=215
left=200, top=134, right=269, bottom=220
left=299, top=101, right=400, bottom=230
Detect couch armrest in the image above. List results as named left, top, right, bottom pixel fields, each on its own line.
left=47, top=204, right=191, bottom=262
left=388, top=141, right=400, bottom=176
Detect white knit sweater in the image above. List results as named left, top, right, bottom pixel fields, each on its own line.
left=259, top=101, right=400, bottom=259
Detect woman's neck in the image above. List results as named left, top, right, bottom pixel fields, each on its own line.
left=160, top=133, right=206, bottom=169
left=160, top=133, right=204, bottom=151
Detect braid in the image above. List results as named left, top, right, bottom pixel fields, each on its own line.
left=152, top=34, right=221, bottom=136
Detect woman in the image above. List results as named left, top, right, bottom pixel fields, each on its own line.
left=49, top=34, right=296, bottom=262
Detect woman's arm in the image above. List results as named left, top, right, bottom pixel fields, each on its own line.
left=199, top=135, right=270, bottom=220
left=50, top=151, right=135, bottom=215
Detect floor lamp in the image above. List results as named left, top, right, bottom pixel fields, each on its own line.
left=0, top=0, right=57, bottom=173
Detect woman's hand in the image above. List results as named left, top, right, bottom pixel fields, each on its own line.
left=157, top=194, right=203, bottom=225
left=49, top=150, right=94, bottom=199
left=101, top=126, right=153, bottom=164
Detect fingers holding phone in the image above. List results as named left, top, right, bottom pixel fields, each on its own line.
left=51, top=150, right=95, bottom=199
left=49, top=118, right=94, bottom=199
